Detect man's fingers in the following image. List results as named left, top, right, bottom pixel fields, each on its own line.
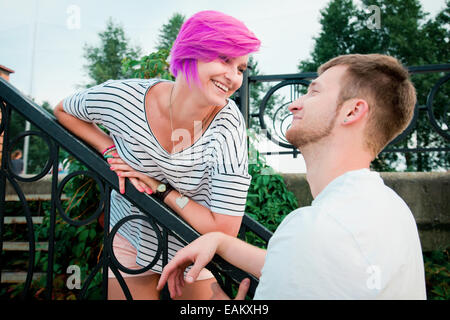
left=156, top=270, right=170, bottom=291
left=167, top=272, right=177, bottom=299
left=234, top=278, right=250, bottom=300
left=185, top=256, right=209, bottom=284
left=175, top=269, right=185, bottom=297
left=156, top=255, right=190, bottom=291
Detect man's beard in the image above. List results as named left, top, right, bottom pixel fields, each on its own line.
left=285, top=113, right=337, bottom=149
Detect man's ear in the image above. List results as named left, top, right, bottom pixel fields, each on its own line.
left=342, top=99, right=369, bottom=125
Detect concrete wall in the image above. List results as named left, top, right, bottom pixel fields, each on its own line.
left=280, top=172, right=450, bottom=252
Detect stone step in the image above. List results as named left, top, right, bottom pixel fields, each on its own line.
left=5, top=174, right=69, bottom=202
left=3, top=216, right=44, bottom=224
left=2, top=241, right=48, bottom=251
left=1, top=271, right=46, bottom=283
left=5, top=194, right=69, bottom=201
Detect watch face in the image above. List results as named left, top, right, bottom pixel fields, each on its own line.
left=156, top=184, right=167, bottom=193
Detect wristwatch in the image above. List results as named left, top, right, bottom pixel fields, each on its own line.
left=154, top=183, right=174, bottom=202
left=156, top=183, right=167, bottom=193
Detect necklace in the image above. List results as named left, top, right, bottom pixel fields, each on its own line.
left=167, top=84, right=216, bottom=209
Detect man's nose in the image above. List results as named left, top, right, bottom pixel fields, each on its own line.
left=288, top=97, right=303, bottom=112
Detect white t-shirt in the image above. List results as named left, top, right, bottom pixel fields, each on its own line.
left=254, top=169, right=426, bottom=300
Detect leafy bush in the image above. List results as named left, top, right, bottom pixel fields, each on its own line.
left=122, top=49, right=173, bottom=80
left=424, top=247, right=450, bottom=300
left=244, top=130, right=298, bottom=248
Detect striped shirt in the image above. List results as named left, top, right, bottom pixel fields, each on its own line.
left=63, top=78, right=251, bottom=272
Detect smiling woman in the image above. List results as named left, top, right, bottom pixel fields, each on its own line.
left=53, top=10, right=260, bottom=300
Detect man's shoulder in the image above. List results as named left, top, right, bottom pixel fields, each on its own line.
left=271, top=206, right=335, bottom=243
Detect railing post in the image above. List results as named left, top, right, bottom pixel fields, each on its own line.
left=101, top=186, right=111, bottom=300
left=0, top=102, right=11, bottom=285
left=45, top=144, right=59, bottom=300
left=238, top=69, right=250, bottom=128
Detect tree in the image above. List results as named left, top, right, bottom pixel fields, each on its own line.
left=156, top=13, right=186, bottom=51
left=299, top=0, right=360, bottom=73
left=83, top=18, right=141, bottom=87
left=298, top=0, right=450, bottom=171
left=122, top=13, right=186, bottom=80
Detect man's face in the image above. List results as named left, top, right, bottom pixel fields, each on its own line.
left=285, top=65, right=347, bottom=149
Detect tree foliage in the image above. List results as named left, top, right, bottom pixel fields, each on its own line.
left=155, top=13, right=185, bottom=51
left=83, top=18, right=141, bottom=87
left=298, top=0, right=450, bottom=171
left=8, top=101, right=57, bottom=175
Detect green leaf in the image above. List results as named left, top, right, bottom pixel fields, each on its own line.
left=79, top=229, right=89, bottom=242
left=89, top=228, right=97, bottom=240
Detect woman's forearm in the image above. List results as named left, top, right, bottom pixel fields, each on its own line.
left=54, top=100, right=113, bottom=153
left=164, top=189, right=242, bottom=237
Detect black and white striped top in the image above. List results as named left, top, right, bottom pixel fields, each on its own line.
left=63, top=78, right=251, bottom=272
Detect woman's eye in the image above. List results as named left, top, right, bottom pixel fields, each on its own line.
left=219, top=55, right=230, bottom=63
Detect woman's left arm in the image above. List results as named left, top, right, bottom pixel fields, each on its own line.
left=164, top=189, right=243, bottom=237
left=108, top=157, right=243, bottom=237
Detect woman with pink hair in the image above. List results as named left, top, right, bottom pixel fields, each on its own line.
left=54, top=10, right=260, bottom=299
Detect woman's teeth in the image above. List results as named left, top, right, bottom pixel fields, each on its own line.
left=213, top=80, right=229, bottom=92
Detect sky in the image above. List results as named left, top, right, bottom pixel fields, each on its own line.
left=0, top=0, right=447, bottom=173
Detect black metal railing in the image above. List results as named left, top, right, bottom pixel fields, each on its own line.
left=0, top=78, right=272, bottom=300
left=236, top=64, right=450, bottom=158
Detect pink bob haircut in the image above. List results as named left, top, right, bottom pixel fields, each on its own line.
left=169, top=10, right=261, bottom=85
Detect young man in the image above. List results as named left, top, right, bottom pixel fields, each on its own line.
left=156, top=54, right=427, bottom=300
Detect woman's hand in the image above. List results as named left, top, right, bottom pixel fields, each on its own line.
left=107, top=155, right=160, bottom=195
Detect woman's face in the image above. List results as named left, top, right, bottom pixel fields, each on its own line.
left=196, top=55, right=249, bottom=106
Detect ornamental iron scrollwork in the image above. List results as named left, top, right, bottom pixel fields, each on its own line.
left=249, top=65, right=450, bottom=156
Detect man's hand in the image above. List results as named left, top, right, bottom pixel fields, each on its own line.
left=210, top=278, right=250, bottom=300
left=157, top=233, right=221, bottom=298
left=157, top=231, right=259, bottom=300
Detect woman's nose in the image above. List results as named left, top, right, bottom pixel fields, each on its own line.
left=224, top=66, right=238, bottom=83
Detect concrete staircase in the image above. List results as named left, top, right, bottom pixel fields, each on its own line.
left=1, top=175, right=67, bottom=284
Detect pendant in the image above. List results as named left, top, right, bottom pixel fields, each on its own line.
left=175, top=196, right=189, bottom=209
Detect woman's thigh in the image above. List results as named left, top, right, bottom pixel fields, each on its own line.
left=173, top=277, right=218, bottom=300
left=108, top=274, right=161, bottom=300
